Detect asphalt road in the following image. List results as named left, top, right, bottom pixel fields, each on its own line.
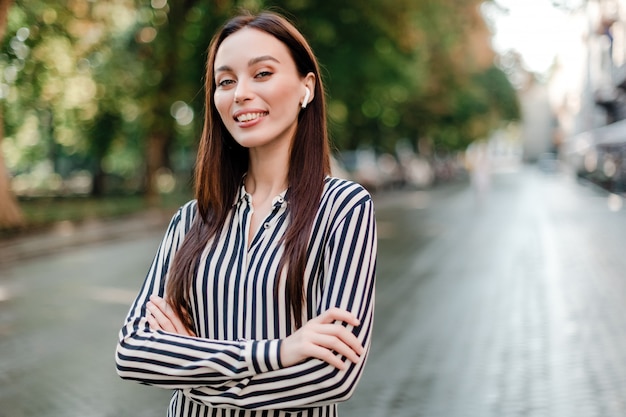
left=2, top=166, right=626, bottom=417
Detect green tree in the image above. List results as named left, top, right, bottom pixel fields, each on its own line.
left=125, top=0, right=232, bottom=203
left=257, top=0, right=519, bottom=154
left=1, top=1, right=140, bottom=197
left=0, top=0, right=521, bottom=229
left=0, top=0, right=24, bottom=228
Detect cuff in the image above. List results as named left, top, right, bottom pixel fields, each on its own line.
left=244, top=339, right=283, bottom=374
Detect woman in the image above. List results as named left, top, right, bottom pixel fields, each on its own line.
left=116, top=10, right=377, bottom=417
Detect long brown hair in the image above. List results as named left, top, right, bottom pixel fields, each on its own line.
left=166, top=11, right=330, bottom=330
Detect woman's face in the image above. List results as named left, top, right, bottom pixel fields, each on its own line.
left=213, top=27, right=313, bottom=152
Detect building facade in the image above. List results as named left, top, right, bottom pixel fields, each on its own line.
left=560, top=0, right=626, bottom=192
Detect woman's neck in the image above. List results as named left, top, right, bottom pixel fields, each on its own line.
left=245, top=147, right=289, bottom=200
left=244, top=147, right=289, bottom=245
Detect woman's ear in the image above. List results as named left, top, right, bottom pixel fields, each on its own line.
left=301, top=72, right=316, bottom=108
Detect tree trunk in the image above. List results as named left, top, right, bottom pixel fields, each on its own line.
left=91, top=161, right=106, bottom=197
left=0, top=0, right=25, bottom=229
left=0, top=113, right=25, bottom=229
left=144, top=131, right=170, bottom=206
left=141, top=1, right=201, bottom=207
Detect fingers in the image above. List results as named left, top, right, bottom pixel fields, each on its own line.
left=313, top=332, right=362, bottom=366
left=316, top=307, right=361, bottom=327
left=308, top=322, right=363, bottom=367
left=281, top=308, right=365, bottom=369
left=146, top=310, right=163, bottom=331
left=297, top=328, right=363, bottom=369
left=149, top=294, right=169, bottom=312
left=306, top=343, right=348, bottom=369
left=318, top=323, right=364, bottom=358
left=146, top=295, right=195, bottom=337
left=312, top=308, right=364, bottom=360
left=146, top=296, right=175, bottom=332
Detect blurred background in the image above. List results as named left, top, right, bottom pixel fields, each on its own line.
left=0, top=0, right=524, bottom=226
left=2, top=0, right=626, bottom=416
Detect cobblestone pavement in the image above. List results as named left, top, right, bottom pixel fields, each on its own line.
left=0, top=230, right=171, bottom=417
left=1, top=167, right=626, bottom=417
left=343, top=167, right=626, bottom=417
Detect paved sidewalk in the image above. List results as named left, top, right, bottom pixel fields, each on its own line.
left=3, top=168, right=626, bottom=417
left=0, top=209, right=174, bottom=267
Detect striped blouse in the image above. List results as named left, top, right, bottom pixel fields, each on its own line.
left=116, top=177, right=377, bottom=417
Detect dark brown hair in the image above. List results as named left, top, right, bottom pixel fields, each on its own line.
left=166, top=11, right=330, bottom=330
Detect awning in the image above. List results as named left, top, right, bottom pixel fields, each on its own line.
left=565, top=119, right=626, bottom=155
left=593, top=119, right=626, bottom=146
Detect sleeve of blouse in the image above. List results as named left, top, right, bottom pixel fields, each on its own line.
left=181, top=193, right=377, bottom=410
left=115, top=201, right=283, bottom=388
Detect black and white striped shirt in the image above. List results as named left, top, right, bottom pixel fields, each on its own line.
left=116, top=177, right=377, bottom=416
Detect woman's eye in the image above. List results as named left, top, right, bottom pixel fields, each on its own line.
left=218, top=79, right=235, bottom=87
left=255, top=71, right=272, bottom=79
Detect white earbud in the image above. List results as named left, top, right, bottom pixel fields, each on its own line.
left=301, top=87, right=311, bottom=109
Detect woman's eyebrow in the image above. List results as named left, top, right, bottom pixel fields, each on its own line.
left=215, top=56, right=280, bottom=74
left=215, top=64, right=232, bottom=73
left=248, top=55, right=280, bottom=66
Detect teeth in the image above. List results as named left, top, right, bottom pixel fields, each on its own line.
left=237, top=112, right=266, bottom=122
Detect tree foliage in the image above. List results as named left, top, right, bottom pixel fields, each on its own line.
left=0, top=0, right=24, bottom=228
left=0, top=0, right=520, bottom=208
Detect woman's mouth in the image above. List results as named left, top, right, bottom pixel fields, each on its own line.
left=235, top=112, right=268, bottom=122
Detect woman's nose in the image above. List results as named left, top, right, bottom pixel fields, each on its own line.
left=233, top=81, right=253, bottom=103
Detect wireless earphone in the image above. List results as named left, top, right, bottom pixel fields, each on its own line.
left=301, top=87, right=311, bottom=109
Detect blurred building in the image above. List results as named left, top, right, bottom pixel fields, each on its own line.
left=519, top=73, right=558, bottom=162
left=557, top=0, right=626, bottom=192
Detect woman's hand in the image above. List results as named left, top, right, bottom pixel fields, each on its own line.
left=146, top=294, right=196, bottom=337
left=280, top=307, right=364, bottom=369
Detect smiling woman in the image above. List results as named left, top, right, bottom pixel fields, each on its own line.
left=213, top=28, right=315, bottom=154
left=115, top=10, right=377, bottom=417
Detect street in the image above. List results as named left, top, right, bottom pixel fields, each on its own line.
left=2, top=166, right=626, bottom=417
